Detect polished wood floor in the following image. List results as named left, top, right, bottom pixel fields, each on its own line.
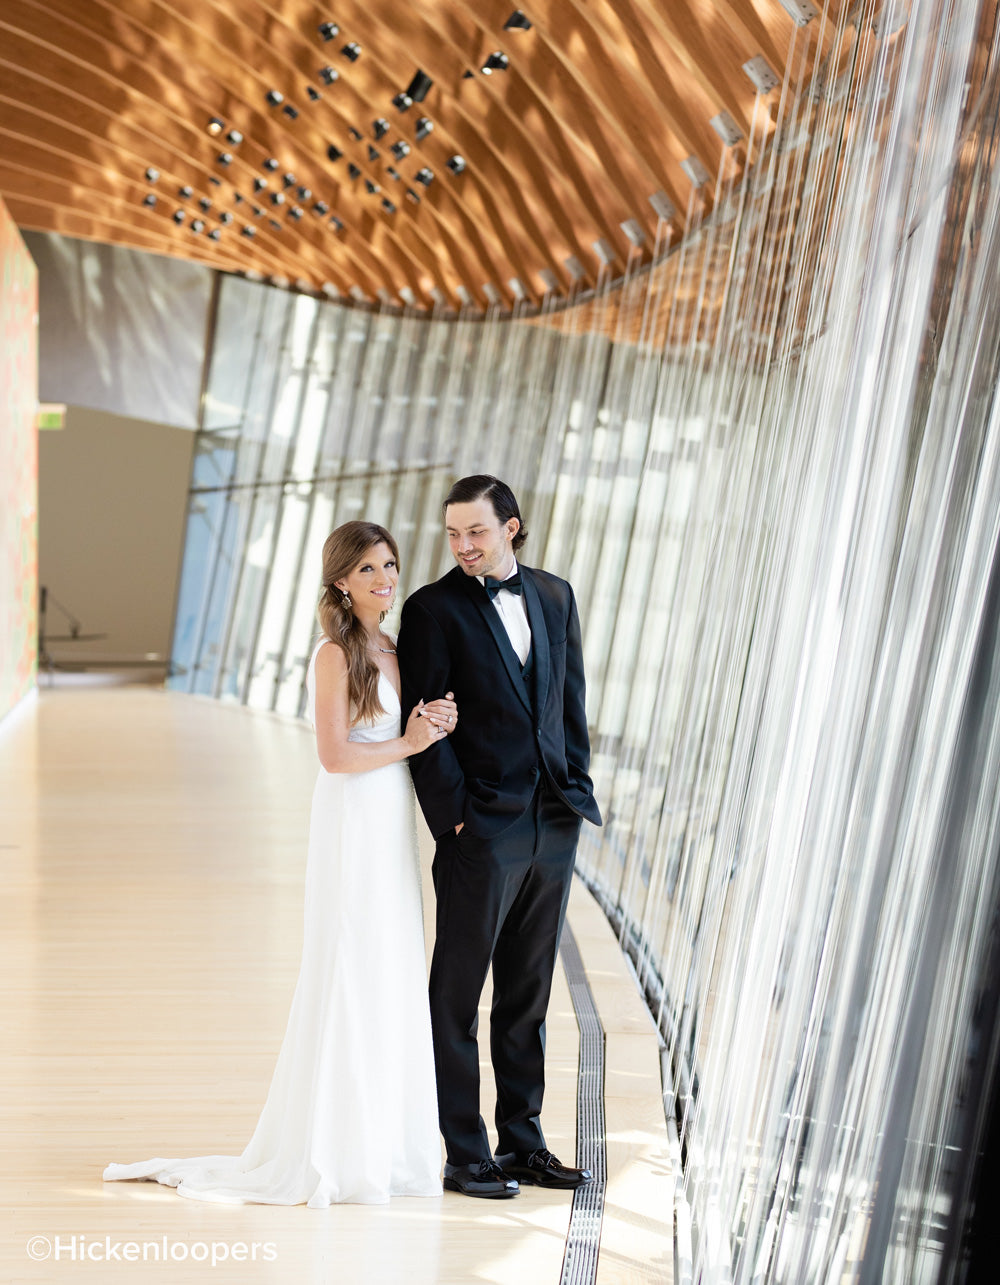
left=1, top=682, right=671, bottom=1284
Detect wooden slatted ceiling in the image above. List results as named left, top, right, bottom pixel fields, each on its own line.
left=0, top=0, right=829, bottom=312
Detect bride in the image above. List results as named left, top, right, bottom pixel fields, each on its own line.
left=104, top=521, right=455, bottom=1206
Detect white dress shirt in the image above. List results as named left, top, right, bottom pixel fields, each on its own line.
left=479, top=560, right=532, bottom=665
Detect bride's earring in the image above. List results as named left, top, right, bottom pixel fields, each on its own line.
left=341, top=590, right=352, bottom=609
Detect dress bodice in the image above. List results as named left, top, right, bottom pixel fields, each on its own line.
left=306, top=637, right=401, bottom=745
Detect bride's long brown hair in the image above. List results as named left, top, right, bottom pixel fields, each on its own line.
left=316, top=521, right=400, bottom=723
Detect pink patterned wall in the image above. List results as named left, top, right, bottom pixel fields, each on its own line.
left=0, top=197, right=38, bottom=720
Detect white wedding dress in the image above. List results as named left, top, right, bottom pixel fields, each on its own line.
left=103, top=637, right=442, bottom=1206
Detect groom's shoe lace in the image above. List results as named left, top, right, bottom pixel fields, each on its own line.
left=477, top=1159, right=509, bottom=1180
left=526, top=1149, right=558, bottom=1170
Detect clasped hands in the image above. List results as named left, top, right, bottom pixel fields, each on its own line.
left=403, top=691, right=458, bottom=755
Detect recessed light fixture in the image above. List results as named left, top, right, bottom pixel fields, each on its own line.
left=381, top=198, right=396, bottom=213
left=207, top=117, right=224, bottom=135
left=318, top=20, right=339, bottom=40
left=327, top=145, right=343, bottom=161
left=283, top=173, right=296, bottom=187
left=307, top=87, right=322, bottom=102
left=233, top=193, right=244, bottom=204
left=482, top=51, right=509, bottom=74
left=342, top=41, right=361, bottom=60
left=386, top=166, right=400, bottom=180
left=144, top=167, right=159, bottom=182
left=226, top=129, right=243, bottom=145
left=251, top=204, right=264, bottom=217
left=297, top=186, right=311, bottom=201
left=207, top=228, right=221, bottom=241
left=348, top=163, right=361, bottom=180
left=143, top=193, right=157, bottom=208
left=463, top=70, right=475, bottom=78
left=330, top=215, right=344, bottom=231
left=265, top=89, right=284, bottom=106
left=217, top=152, right=233, bottom=166
left=263, top=157, right=279, bottom=171
left=415, top=167, right=434, bottom=186
left=392, top=92, right=412, bottom=112
left=191, top=218, right=205, bottom=233
left=406, top=69, right=433, bottom=101
left=220, top=212, right=234, bottom=225
left=391, top=140, right=410, bottom=160
left=271, top=191, right=285, bottom=205
left=372, top=117, right=389, bottom=139
left=199, top=197, right=212, bottom=212
left=242, top=225, right=256, bottom=237
left=313, top=200, right=329, bottom=215
left=319, top=65, right=339, bottom=85
left=289, top=206, right=304, bottom=219
left=283, top=104, right=299, bottom=120
left=364, top=179, right=380, bottom=194
left=253, top=177, right=268, bottom=192
left=178, top=184, right=193, bottom=198
left=415, top=116, right=433, bottom=141
left=503, top=9, right=532, bottom=29
left=173, top=209, right=185, bottom=224
left=446, top=155, right=466, bottom=174
left=368, top=145, right=380, bottom=162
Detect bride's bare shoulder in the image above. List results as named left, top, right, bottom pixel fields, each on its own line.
left=314, top=637, right=348, bottom=679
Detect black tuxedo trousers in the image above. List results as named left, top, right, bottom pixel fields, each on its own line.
left=397, top=564, right=600, bottom=1165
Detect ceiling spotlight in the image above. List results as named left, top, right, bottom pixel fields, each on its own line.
left=173, top=209, right=185, bottom=224
left=348, top=163, right=362, bottom=180
left=269, top=219, right=282, bottom=231
left=347, top=126, right=362, bottom=141
left=220, top=212, right=234, bottom=225
left=207, top=228, right=221, bottom=241
left=318, top=21, right=339, bottom=40
left=283, top=172, right=296, bottom=187
left=282, top=104, right=299, bottom=119
left=482, top=51, right=509, bottom=74
left=319, top=65, right=339, bottom=85
left=390, top=140, right=410, bottom=160
left=415, top=116, right=433, bottom=141
left=330, top=215, right=344, bottom=231
left=253, top=177, right=268, bottom=191
left=217, top=151, right=233, bottom=166
left=263, top=157, right=279, bottom=171
left=142, top=193, right=157, bottom=208
left=226, top=129, right=243, bottom=145
left=463, top=70, right=475, bottom=78
left=327, top=145, right=343, bottom=161
left=406, top=69, right=433, bottom=101
left=307, top=87, right=322, bottom=102
left=199, top=197, right=212, bottom=212
left=265, top=89, right=283, bottom=106
left=207, top=117, right=224, bottom=135
left=381, top=198, right=396, bottom=213
left=364, top=179, right=380, bottom=194
left=386, top=166, right=400, bottom=180
left=313, top=200, right=329, bottom=215
left=297, top=186, right=311, bottom=200
left=242, top=225, right=256, bottom=237
left=178, top=184, right=193, bottom=198
left=233, top=193, right=244, bottom=204
left=289, top=206, right=304, bottom=219
left=341, top=41, right=361, bottom=60
left=368, top=145, right=380, bottom=162
left=405, top=188, right=420, bottom=204
left=373, top=117, right=389, bottom=139
left=191, top=218, right=205, bottom=233
left=251, top=204, right=264, bottom=217
left=503, top=9, right=532, bottom=29
left=271, top=191, right=285, bottom=205
left=446, top=154, right=466, bottom=174
left=392, top=92, right=412, bottom=112
left=415, top=167, right=434, bottom=186
left=144, top=167, right=159, bottom=182
left=208, top=176, right=221, bottom=186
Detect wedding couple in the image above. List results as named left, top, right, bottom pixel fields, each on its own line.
left=104, top=475, right=601, bottom=1206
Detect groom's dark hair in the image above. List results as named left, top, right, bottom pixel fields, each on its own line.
left=444, top=474, right=528, bottom=552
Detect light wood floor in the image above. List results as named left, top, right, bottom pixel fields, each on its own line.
left=0, top=684, right=672, bottom=1285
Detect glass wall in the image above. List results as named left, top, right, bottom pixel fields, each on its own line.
left=170, top=3, right=1000, bottom=1279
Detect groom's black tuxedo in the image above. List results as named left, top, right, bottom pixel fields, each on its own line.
left=398, top=561, right=601, bottom=1167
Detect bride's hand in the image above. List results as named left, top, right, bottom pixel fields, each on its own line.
left=421, top=692, right=457, bottom=735
left=403, top=700, right=449, bottom=755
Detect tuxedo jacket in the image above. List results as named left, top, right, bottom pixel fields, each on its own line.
left=397, top=563, right=602, bottom=840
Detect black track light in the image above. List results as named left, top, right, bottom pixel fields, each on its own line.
left=271, top=191, right=285, bottom=205
left=341, top=41, right=361, bottom=61
left=318, top=21, right=339, bottom=40
left=207, top=228, right=221, bottom=241
left=233, top=193, right=244, bottom=204
left=415, top=116, right=433, bottom=141
left=143, top=193, right=157, bottom=208
left=173, top=209, right=185, bottom=224
left=242, top=225, right=256, bottom=237
left=208, top=176, right=221, bottom=186
left=503, top=9, right=532, bottom=29
left=319, top=65, right=339, bottom=85
left=265, top=89, right=283, bottom=106
left=368, top=145, right=380, bottom=162
left=381, top=198, right=395, bottom=214
left=482, top=52, right=509, bottom=74
left=406, top=188, right=420, bottom=204
left=313, top=200, right=329, bottom=216
left=283, top=104, right=299, bottom=120
left=446, top=155, right=466, bottom=174
left=386, top=166, right=400, bottom=181
left=307, top=87, right=322, bottom=102
left=251, top=205, right=264, bottom=217
left=226, top=129, right=243, bottom=145
left=178, top=184, right=193, bottom=198
left=415, top=167, right=434, bottom=186
left=199, top=197, right=211, bottom=212
left=347, top=126, right=362, bottom=141
left=269, top=219, right=282, bottom=231
left=327, top=145, right=343, bottom=162
left=406, top=69, right=433, bottom=101
left=392, top=92, right=412, bottom=112
left=390, top=140, right=410, bottom=161
left=297, top=186, right=312, bottom=201
left=217, top=152, right=233, bottom=166
left=283, top=173, right=296, bottom=187
left=348, top=162, right=361, bottom=180
left=263, top=157, right=279, bottom=171
left=289, top=206, right=304, bottom=220
left=144, top=167, right=159, bottom=182
left=207, top=117, right=224, bottom=135
left=330, top=215, right=344, bottom=231
left=220, top=212, right=234, bottom=225
left=372, top=117, right=389, bottom=140
left=191, top=219, right=205, bottom=233
left=253, top=177, right=268, bottom=192
left=463, top=70, right=475, bottom=79
left=364, top=179, right=379, bottom=194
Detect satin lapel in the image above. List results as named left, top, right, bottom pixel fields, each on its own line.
left=521, top=568, right=550, bottom=716
left=461, top=574, right=533, bottom=715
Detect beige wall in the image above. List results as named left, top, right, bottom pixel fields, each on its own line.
left=38, top=406, right=195, bottom=668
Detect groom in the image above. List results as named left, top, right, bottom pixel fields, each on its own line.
left=398, top=475, right=602, bottom=1199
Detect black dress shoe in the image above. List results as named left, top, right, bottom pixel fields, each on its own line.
left=495, top=1148, right=592, bottom=1190
left=443, top=1159, right=520, bottom=1198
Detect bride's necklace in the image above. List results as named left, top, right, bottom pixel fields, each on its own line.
left=368, top=634, right=397, bottom=655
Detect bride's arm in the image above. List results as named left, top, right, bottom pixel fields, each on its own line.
left=314, top=642, right=446, bottom=773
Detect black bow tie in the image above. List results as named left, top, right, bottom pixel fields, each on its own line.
left=485, top=573, right=522, bottom=599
